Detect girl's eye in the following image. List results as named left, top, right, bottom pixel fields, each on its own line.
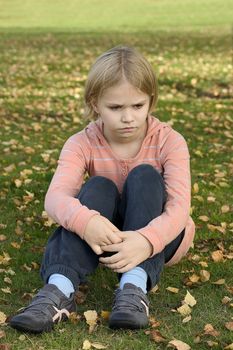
left=109, top=106, right=120, bottom=110
left=134, top=104, right=143, bottom=109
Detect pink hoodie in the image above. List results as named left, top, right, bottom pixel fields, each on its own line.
left=45, top=115, right=195, bottom=265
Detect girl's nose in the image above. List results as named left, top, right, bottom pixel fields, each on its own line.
left=121, top=109, right=134, bottom=123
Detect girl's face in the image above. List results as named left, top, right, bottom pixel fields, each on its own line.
left=93, top=79, right=150, bottom=144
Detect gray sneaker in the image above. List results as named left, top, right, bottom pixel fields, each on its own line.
left=109, top=283, right=149, bottom=329
left=9, top=284, right=76, bottom=333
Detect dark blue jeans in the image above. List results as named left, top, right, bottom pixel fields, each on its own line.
left=40, top=164, right=184, bottom=291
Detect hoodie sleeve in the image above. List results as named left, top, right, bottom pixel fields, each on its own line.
left=137, top=129, right=191, bottom=256
left=44, top=133, right=100, bottom=238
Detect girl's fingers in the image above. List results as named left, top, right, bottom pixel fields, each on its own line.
left=101, top=243, right=121, bottom=252
left=99, top=252, right=121, bottom=264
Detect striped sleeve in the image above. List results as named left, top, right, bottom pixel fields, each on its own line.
left=44, top=133, right=100, bottom=238
left=137, top=130, right=191, bottom=256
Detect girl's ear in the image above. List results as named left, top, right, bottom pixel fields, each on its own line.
left=91, top=99, right=99, bottom=114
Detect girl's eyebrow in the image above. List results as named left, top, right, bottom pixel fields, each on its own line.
left=106, top=99, right=147, bottom=106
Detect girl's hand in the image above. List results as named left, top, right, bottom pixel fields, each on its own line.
left=99, top=231, right=153, bottom=273
left=83, top=215, right=122, bottom=255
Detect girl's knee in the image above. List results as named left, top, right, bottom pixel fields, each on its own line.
left=127, top=164, right=163, bottom=183
left=77, top=176, right=119, bottom=198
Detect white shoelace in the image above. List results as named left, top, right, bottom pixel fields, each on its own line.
left=52, top=306, right=70, bottom=322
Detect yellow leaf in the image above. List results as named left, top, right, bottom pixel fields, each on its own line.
left=177, top=304, right=192, bottom=316
left=100, top=311, right=110, bottom=320
left=1, top=287, right=11, bottom=294
left=224, top=344, right=233, bottom=349
left=82, top=340, right=92, bottom=350
left=14, top=179, right=22, bottom=188
left=0, top=235, right=7, bottom=242
left=193, top=183, right=199, bottom=193
left=0, top=311, right=7, bottom=324
left=184, top=291, right=197, bottom=307
left=168, top=339, right=191, bottom=350
left=222, top=296, right=232, bottom=304
left=198, top=215, right=209, bottom=222
left=200, top=270, right=210, bottom=282
left=211, top=250, right=224, bottom=262
left=221, top=205, right=230, bottom=213
left=11, top=242, right=21, bottom=249
left=204, top=324, right=220, bottom=337
left=84, top=310, right=98, bottom=333
left=212, top=279, right=225, bottom=285
left=182, top=315, right=192, bottom=323
left=189, top=274, right=200, bottom=283
left=91, top=343, right=108, bottom=349
left=150, top=329, right=167, bottom=343
left=225, top=322, right=233, bottom=331
left=166, top=287, right=179, bottom=294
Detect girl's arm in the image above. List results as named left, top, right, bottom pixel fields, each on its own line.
left=44, top=133, right=100, bottom=238
left=137, top=130, right=191, bottom=256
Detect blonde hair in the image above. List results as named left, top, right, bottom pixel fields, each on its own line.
left=84, top=45, right=158, bottom=119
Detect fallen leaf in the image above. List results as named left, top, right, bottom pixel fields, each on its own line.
left=91, top=343, right=108, bottom=349
left=207, top=340, right=218, bottom=347
left=84, top=310, right=98, bottom=333
left=0, top=235, right=7, bottom=242
left=193, top=183, right=199, bottom=193
left=83, top=340, right=92, bottom=350
left=198, top=215, right=209, bottom=222
left=225, top=322, right=233, bottom=331
left=166, top=287, right=179, bottom=294
left=150, top=329, right=167, bottom=343
left=182, top=315, right=192, bottom=323
left=0, top=330, right=6, bottom=338
left=184, top=291, right=197, bottom=307
left=100, top=311, right=110, bottom=320
left=0, top=311, right=7, bottom=324
left=168, top=339, right=191, bottom=350
left=177, top=304, right=192, bottom=316
left=212, top=279, right=225, bottom=285
left=211, top=250, right=224, bottom=262
left=204, top=324, right=220, bottom=337
left=222, top=296, right=232, bottom=304
left=224, top=344, right=233, bottom=349
left=0, top=344, right=11, bottom=350
left=200, top=269, right=210, bottom=282
left=221, top=205, right=230, bottom=213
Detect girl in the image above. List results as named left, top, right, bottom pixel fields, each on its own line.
left=10, top=45, right=195, bottom=333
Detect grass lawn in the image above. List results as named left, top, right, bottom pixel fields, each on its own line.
left=0, top=1, right=233, bottom=349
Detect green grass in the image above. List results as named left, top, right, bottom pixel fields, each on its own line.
left=0, top=4, right=233, bottom=349
left=0, top=0, right=232, bottom=32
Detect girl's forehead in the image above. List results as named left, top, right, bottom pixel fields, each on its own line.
left=99, top=80, right=148, bottom=101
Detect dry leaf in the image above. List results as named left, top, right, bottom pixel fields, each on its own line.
left=207, top=340, right=218, bottom=347
left=166, top=287, right=179, bottom=294
left=184, top=291, right=197, bottom=307
left=1, top=287, right=11, bottom=294
left=224, top=344, right=233, bottom=349
left=182, top=315, right=192, bottom=323
left=100, top=311, right=110, bottom=320
left=150, top=329, right=167, bottom=343
left=204, top=324, right=220, bottom=337
left=149, top=316, right=161, bottom=328
left=212, top=279, right=225, bottom=285
left=0, top=330, right=6, bottom=338
left=221, top=205, right=230, bottom=213
left=0, top=311, right=7, bottom=324
left=222, top=296, right=232, bottom=304
left=150, top=285, right=159, bottom=293
left=200, top=269, right=210, bottom=282
left=225, top=322, right=233, bottom=331
left=168, top=339, right=191, bottom=350
left=0, top=344, right=11, bottom=350
left=83, top=340, right=92, bottom=350
left=0, top=235, right=7, bottom=242
left=193, top=183, right=199, bottom=193
left=177, top=304, right=192, bottom=316
left=211, top=250, right=224, bottom=262
left=198, top=215, right=209, bottom=222
left=91, top=343, right=108, bottom=349
left=84, top=310, right=98, bottom=333
left=189, top=274, right=200, bottom=283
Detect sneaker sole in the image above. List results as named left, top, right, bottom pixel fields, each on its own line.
left=109, top=312, right=148, bottom=329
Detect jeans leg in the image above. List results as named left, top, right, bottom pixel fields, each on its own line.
left=119, top=164, right=184, bottom=290
left=40, top=176, right=120, bottom=289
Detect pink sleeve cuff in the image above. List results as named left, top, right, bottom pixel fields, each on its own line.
left=72, top=206, right=100, bottom=239
left=137, top=226, right=165, bottom=257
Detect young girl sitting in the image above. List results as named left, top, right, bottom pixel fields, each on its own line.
left=10, top=45, right=195, bottom=333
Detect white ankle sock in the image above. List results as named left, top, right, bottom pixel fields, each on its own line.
left=120, top=267, right=148, bottom=294
left=48, top=273, right=75, bottom=298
